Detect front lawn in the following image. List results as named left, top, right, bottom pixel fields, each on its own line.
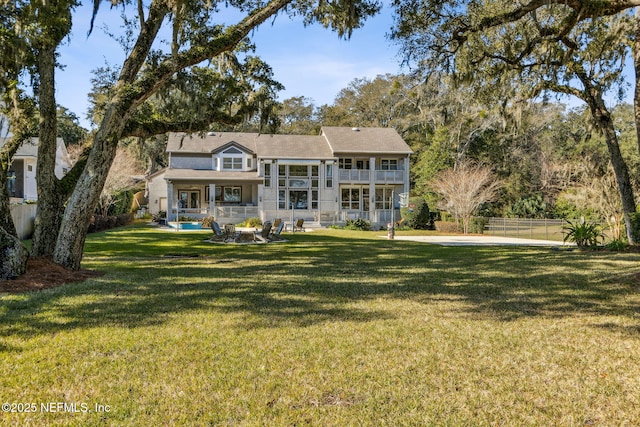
left=1, top=224, right=639, bottom=425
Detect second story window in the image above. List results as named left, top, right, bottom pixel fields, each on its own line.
left=223, top=157, right=243, bottom=170
left=264, top=163, right=271, bottom=187
left=381, top=159, right=398, bottom=170
left=339, top=158, right=352, bottom=169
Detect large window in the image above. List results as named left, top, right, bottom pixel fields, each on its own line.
left=276, top=164, right=319, bottom=210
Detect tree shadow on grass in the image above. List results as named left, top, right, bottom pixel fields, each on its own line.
left=2, top=231, right=640, bottom=349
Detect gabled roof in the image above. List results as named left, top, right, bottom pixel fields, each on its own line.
left=165, top=127, right=413, bottom=158
left=321, top=127, right=413, bottom=154
left=211, top=141, right=255, bottom=155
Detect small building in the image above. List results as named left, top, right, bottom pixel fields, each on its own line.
left=1, top=137, right=72, bottom=202
left=146, top=127, right=412, bottom=227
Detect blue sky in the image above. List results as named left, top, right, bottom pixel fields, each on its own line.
left=56, top=2, right=402, bottom=129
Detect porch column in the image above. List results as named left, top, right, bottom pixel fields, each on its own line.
left=403, top=156, right=410, bottom=193
left=166, top=180, right=174, bottom=221
left=369, top=156, right=376, bottom=222
left=209, top=184, right=215, bottom=219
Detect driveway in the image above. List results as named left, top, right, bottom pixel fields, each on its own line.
left=388, top=234, right=567, bottom=247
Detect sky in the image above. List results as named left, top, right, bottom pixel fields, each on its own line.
left=56, top=2, right=403, bottom=129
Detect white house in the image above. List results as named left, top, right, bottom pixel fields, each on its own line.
left=146, top=127, right=412, bottom=227
left=1, top=137, right=72, bottom=202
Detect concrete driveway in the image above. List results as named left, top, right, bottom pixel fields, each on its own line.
left=388, top=235, right=567, bottom=247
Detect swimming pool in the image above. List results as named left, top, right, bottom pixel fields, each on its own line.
left=168, top=222, right=204, bottom=230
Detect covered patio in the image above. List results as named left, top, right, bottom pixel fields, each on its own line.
left=164, top=169, right=262, bottom=224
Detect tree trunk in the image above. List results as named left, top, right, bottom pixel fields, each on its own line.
left=31, top=45, right=65, bottom=256
left=589, top=101, right=637, bottom=244
left=0, top=181, right=17, bottom=238
left=0, top=226, right=28, bottom=280
left=0, top=130, right=29, bottom=239
left=53, top=111, right=126, bottom=270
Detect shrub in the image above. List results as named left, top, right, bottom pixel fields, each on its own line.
left=344, top=218, right=371, bottom=231
left=400, top=197, right=431, bottom=229
left=237, top=217, right=262, bottom=227
left=434, top=221, right=462, bottom=233
left=88, top=213, right=133, bottom=233
left=108, top=190, right=134, bottom=216
left=468, top=217, right=488, bottom=234
left=605, top=239, right=628, bottom=251
left=201, top=216, right=215, bottom=228
left=563, top=220, right=604, bottom=249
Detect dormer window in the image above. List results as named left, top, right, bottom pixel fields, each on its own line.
left=223, top=157, right=243, bottom=170
left=221, top=146, right=244, bottom=170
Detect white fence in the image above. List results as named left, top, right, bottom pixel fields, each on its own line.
left=9, top=203, right=37, bottom=240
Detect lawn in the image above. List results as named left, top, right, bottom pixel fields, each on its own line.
left=1, top=223, right=640, bottom=426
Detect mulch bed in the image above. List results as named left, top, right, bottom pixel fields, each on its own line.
left=0, top=257, right=102, bottom=293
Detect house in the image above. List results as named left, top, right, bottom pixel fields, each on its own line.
left=146, top=127, right=412, bottom=227
left=1, top=137, right=72, bottom=202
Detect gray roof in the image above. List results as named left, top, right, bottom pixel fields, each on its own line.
left=256, top=134, right=333, bottom=159
left=166, top=127, right=412, bottom=157
left=321, top=127, right=413, bottom=154
left=163, top=169, right=263, bottom=182
left=167, top=132, right=259, bottom=154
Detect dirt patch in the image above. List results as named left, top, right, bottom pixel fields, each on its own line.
left=0, top=257, right=102, bottom=293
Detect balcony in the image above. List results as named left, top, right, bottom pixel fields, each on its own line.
left=339, top=169, right=405, bottom=184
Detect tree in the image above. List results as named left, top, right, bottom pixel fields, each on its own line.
left=97, top=146, right=144, bottom=216
left=391, top=0, right=639, bottom=243
left=431, top=161, right=501, bottom=234
left=275, top=96, right=319, bottom=135
left=50, top=0, right=381, bottom=270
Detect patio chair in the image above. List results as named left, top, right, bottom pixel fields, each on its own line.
left=255, top=221, right=273, bottom=243
left=293, top=218, right=305, bottom=232
left=224, top=224, right=238, bottom=242
left=273, top=218, right=282, bottom=229
left=209, top=221, right=226, bottom=242
left=269, top=221, right=285, bottom=241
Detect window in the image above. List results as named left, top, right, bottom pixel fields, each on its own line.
left=341, top=187, right=361, bottom=210
left=289, top=190, right=308, bottom=209
left=178, top=191, right=199, bottom=209
left=223, top=187, right=242, bottom=203
left=276, top=164, right=319, bottom=210
left=264, top=163, right=271, bottom=188
left=339, top=158, right=352, bottom=169
left=215, top=186, right=242, bottom=203
left=356, top=160, right=370, bottom=170
left=375, top=188, right=394, bottom=209
left=381, top=159, right=398, bottom=170
left=223, top=157, right=243, bottom=170
left=325, top=164, right=333, bottom=188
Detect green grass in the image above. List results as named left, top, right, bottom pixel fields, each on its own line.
left=2, top=223, right=640, bottom=426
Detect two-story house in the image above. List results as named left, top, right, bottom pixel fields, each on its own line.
left=1, top=137, right=72, bottom=202
left=146, top=127, right=412, bottom=227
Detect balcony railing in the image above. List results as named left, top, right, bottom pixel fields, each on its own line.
left=339, top=169, right=405, bottom=183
